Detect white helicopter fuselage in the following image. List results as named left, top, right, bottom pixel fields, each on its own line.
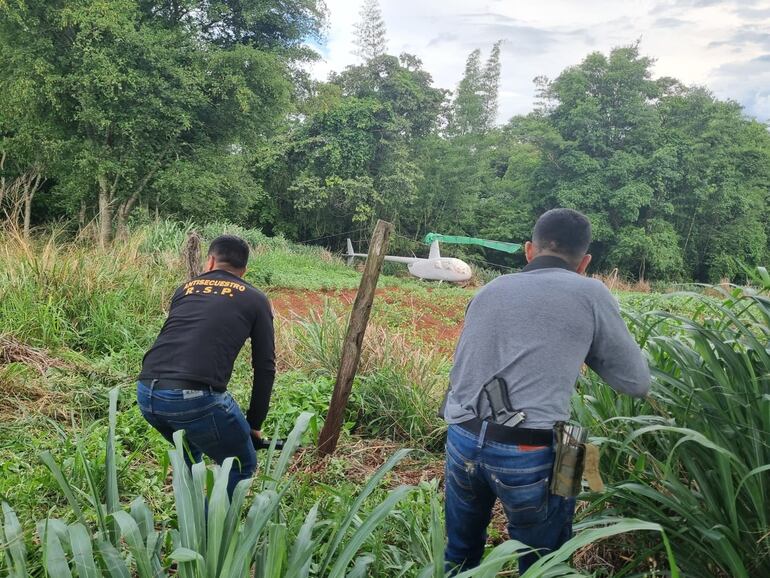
left=346, top=239, right=473, bottom=282
left=406, top=257, right=472, bottom=282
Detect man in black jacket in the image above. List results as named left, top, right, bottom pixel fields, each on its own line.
left=137, top=235, right=275, bottom=496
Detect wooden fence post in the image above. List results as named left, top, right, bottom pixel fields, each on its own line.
left=317, top=219, right=394, bottom=456
left=183, top=230, right=203, bottom=280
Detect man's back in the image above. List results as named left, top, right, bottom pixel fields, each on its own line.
left=140, top=269, right=272, bottom=389
left=445, top=258, right=650, bottom=429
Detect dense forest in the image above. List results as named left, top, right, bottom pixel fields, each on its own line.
left=2, top=0, right=769, bottom=281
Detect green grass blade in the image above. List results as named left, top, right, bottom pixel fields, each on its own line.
left=229, top=490, right=282, bottom=574
left=521, top=519, right=667, bottom=578
left=321, top=448, right=412, bottom=574
left=76, top=444, right=109, bottom=538
left=40, top=452, right=85, bottom=525
left=265, top=411, right=313, bottom=490
left=285, top=503, right=319, bottom=578
left=328, top=485, right=413, bottom=578
left=429, top=490, right=444, bottom=578
left=105, top=388, right=120, bottom=517
left=453, top=540, right=531, bottom=578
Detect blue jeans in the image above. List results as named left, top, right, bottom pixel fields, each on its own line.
left=444, top=423, right=576, bottom=574
left=137, top=380, right=257, bottom=497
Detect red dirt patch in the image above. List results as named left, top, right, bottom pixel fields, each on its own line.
left=269, top=288, right=466, bottom=351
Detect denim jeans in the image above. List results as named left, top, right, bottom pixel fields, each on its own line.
left=137, top=380, right=257, bottom=497
left=444, top=423, right=576, bottom=574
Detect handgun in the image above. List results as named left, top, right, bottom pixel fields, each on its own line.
left=477, top=376, right=526, bottom=427
left=252, top=437, right=286, bottom=451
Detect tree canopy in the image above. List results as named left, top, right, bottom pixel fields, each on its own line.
left=1, top=1, right=768, bottom=282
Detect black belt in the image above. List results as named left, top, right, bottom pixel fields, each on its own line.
left=458, top=417, right=553, bottom=446
left=148, top=378, right=219, bottom=392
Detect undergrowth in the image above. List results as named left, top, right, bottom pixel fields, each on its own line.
left=0, top=221, right=766, bottom=576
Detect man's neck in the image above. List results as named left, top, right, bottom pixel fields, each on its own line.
left=522, top=254, right=576, bottom=272
left=207, top=267, right=243, bottom=278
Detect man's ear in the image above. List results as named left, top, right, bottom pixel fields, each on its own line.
left=204, top=255, right=216, bottom=272
left=576, top=254, right=592, bottom=275
left=524, top=241, right=535, bottom=263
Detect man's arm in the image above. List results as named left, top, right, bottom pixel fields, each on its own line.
left=246, top=294, right=276, bottom=431
left=585, top=284, right=651, bottom=397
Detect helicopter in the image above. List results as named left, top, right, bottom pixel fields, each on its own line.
left=345, top=233, right=521, bottom=283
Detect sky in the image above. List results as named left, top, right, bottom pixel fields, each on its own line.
left=308, top=0, right=770, bottom=124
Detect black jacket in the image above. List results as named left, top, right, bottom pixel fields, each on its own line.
left=139, top=269, right=275, bottom=430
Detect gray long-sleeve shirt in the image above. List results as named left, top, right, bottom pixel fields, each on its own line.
left=443, top=256, right=650, bottom=429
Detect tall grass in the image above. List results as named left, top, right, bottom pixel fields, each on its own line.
left=576, top=286, right=770, bottom=577
left=0, top=388, right=675, bottom=577
left=276, top=303, right=450, bottom=448
left=0, top=227, right=176, bottom=357
left=2, top=222, right=757, bottom=576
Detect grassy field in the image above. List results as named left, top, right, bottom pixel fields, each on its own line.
left=0, top=221, right=768, bottom=577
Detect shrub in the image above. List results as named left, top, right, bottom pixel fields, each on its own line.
left=577, top=287, right=770, bottom=577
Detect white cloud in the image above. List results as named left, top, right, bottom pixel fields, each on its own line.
left=308, top=0, right=770, bottom=123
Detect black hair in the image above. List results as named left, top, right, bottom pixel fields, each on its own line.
left=532, top=208, right=592, bottom=261
left=208, top=235, right=250, bottom=269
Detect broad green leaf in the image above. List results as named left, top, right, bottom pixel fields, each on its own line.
left=286, top=503, right=319, bottom=578
left=169, top=430, right=199, bottom=551
left=1, top=503, right=27, bottom=578
left=205, top=457, right=232, bottom=577
left=68, top=523, right=101, bottom=578
left=111, top=511, right=154, bottom=578
left=95, top=539, right=130, bottom=578
left=39, top=519, right=73, bottom=578
left=264, top=411, right=313, bottom=489
left=345, top=555, right=375, bottom=578
left=169, top=547, right=203, bottom=562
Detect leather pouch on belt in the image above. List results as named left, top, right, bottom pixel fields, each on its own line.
left=550, top=442, right=605, bottom=497
left=582, top=443, right=604, bottom=492
left=551, top=442, right=584, bottom=497
left=551, top=421, right=605, bottom=497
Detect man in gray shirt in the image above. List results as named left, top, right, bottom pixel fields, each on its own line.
left=443, top=209, right=650, bottom=574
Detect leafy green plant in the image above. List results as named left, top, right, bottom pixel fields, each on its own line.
left=353, top=368, right=447, bottom=450
left=1, top=389, right=419, bottom=576
left=0, top=386, right=681, bottom=577
left=578, top=288, right=770, bottom=577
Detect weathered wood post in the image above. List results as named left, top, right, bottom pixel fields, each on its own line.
left=317, top=219, right=394, bottom=456
left=183, top=230, right=203, bottom=280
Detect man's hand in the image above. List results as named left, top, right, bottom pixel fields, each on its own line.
left=251, top=429, right=262, bottom=441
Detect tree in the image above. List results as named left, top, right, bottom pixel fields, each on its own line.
left=257, top=54, right=446, bottom=241
left=449, top=42, right=503, bottom=135
left=450, top=49, right=483, bottom=136
left=656, top=89, right=770, bottom=280
left=353, top=0, right=388, bottom=62
left=481, top=41, right=503, bottom=129
left=0, top=0, right=326, bottom=244
left=515, top=44, right=667, bottom=275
